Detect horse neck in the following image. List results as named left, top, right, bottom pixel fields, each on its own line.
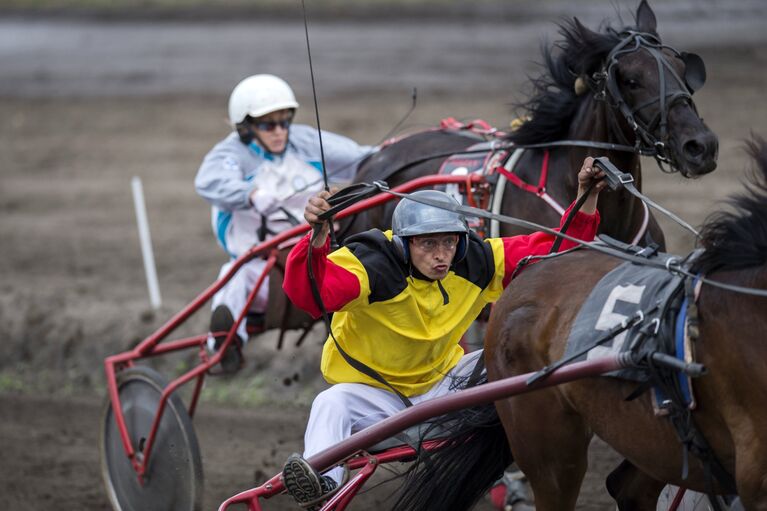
left=696, top=266, right=767, bottom=449
left=566, top=94, right=647, bottom=244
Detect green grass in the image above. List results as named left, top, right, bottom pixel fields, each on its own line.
left=0, top=372, right=25, bottom=392
left=199, top=374, right=317, bottom=407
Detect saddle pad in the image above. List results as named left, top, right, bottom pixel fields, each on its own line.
left=437, top=140, right=507, bottom=177
left=563, top=257, right=684, bottom=382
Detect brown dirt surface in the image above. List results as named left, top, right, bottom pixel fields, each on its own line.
left=2, top=1, right=767, bottom=510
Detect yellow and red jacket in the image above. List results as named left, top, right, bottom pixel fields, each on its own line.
left=283, top=202, right=599, bottom=397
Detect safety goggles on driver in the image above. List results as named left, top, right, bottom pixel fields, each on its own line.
left=252, top=116, right=293, bottom=132
left=410, top=234, right=459, bottom=252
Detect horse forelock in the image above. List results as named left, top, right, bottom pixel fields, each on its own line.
left=695, top=137, right=767, bottom=274
left=506, top=18, right=623, bottom=145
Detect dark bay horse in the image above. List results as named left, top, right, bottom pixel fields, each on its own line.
left=343, top=0, right=717, bottom=249
left=393, top=138, right=767, bottom=511
left=484, top=143, right=767, bottom=511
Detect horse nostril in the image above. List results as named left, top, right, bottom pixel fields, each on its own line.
left=683, top=139, right=705, bottom=159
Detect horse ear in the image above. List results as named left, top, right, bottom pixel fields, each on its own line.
left=681, top=51, right=707, bottom=93
left=573, top=17, right=598, bottom=42
left=636, top=0, right=658, bottom=34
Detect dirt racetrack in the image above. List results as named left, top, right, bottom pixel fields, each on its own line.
left=2, top=1, right=767, bottom=510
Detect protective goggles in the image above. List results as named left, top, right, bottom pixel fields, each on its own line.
left=410, top=234, right=459, bottom=252
left=252, top=117, right=293, bottom=132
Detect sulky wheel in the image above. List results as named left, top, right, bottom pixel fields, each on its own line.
left=100, top=366, right=203, bottom=511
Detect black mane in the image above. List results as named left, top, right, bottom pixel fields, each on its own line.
left=506, top=18, right=624, bottom=145
left=694, top=137, right=767, bottom=274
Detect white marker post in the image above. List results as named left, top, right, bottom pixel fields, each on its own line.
left=131, top=176, right=162, bottom=310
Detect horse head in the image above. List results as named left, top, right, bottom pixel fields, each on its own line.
left=510, top=0, right=718, bottom=179
left=576, top=0, right=718, bottom=177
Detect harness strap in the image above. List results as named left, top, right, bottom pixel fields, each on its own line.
left=491, top=148, right=525, bottom=238
left=510, top=246, right=581, bottom=280
left=493, top=149, right=567, bottom=219
left=527, top=306, right=657, bottom=386
left=630, top=201, right=650, bottom=246
left=440, top=116, right=505, bottom=137
left=495, top=150, right=549, bottom=194
left=634, top=276, right=737, bottom=498
left=595, top=31, right=699, bottom=169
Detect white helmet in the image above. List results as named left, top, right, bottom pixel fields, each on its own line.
left=228, top=74, right=299, bottom=126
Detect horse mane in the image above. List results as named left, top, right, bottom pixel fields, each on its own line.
left=506, top=18, right=623, bottom=145
left=694, top=137, right=767, bottom=274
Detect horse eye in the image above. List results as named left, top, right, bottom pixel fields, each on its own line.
left=624, top=78, right=641, bottom=90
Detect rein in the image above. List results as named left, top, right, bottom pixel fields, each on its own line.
left=593, top=157, right=699, bottom=237
left=281, top=138, right=644, bottom=206
left=328, top=181, right=767, bottom=299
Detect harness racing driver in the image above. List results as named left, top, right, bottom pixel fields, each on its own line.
left=279, top=157, right=607, bottom=509
left=195, top=74, right=373, bottom=373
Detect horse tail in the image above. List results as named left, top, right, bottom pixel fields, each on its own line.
left=393, top=399, right=513, bottom=511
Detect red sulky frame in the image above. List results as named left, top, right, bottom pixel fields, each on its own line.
left=103, top=174, right=487, bottom=483
left=103, top=171, right=699, bottom=511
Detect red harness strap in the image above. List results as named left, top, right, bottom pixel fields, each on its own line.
left=381, top=117, right=501, bottom=149
left=494, top=150, right=551, bottom=196
left=439, top=117, right=506, bottom=137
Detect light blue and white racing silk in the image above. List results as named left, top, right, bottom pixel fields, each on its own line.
left=195, top=124, right=374, bottom=258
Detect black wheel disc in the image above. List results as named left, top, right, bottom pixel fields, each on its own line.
left=100, top=366, right=203, bottom=511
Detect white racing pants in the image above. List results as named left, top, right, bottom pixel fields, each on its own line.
left=302, top=349, right=484, bottom=484
left=210, top=199, right=306, bottom=342
left=210, top=257, right=269, bottom=342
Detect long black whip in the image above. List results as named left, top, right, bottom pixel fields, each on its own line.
left=301, top=0, right=327, bottom=193
left=300, top=0, right=413, bottom=407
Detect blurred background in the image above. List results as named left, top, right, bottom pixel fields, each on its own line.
left=1, top=1, right=766, bottom=509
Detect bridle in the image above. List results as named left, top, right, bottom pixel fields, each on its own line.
left=589, top=30, right=707, bottom=172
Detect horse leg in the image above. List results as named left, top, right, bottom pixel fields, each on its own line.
left=496, top=389, right=590, bottom=511
left=606, top=459, right=665, bottom=511
left=733, top=444, right=767, bottom=511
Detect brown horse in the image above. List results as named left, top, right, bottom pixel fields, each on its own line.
left=482, top=138, right=767, bottom=511
left=392, top=142, right=767, bottom=511
left=341, top=0, right=717, bottom=249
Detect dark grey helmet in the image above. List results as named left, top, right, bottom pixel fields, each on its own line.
left=391, top=190, right=469, bottom=237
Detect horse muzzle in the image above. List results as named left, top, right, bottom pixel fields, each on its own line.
left=667, top=108, right=719, bottom=178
